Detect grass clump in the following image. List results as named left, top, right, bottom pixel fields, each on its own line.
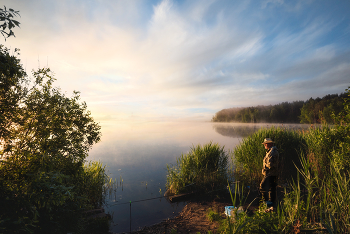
left=166, top=142, right=229, bottom=195
left=233, top=126, right=306, bottom=187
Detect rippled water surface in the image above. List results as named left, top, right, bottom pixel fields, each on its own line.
left=87, top=121, right=309, bottom=233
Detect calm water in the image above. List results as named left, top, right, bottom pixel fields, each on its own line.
left=87, top=121, right=309, bottom=233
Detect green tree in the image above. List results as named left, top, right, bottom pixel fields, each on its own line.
left=0, top=6, right=20, bottom=40
left=299, top=98, right=315, bottom=123
left=2, top=67, right=101, bottom=165
left=0, top=46, right=106, bottom=233
left=0, top=45, right=27, bottom=145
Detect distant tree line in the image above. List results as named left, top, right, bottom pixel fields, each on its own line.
left=212, top=93, right=347, bottom=124
left=299, top=93, right=347, bottom=124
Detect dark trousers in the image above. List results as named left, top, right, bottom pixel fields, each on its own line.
left=259, top=176, right=277, bottom=203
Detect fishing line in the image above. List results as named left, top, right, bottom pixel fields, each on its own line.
left=108, top=186, right=231, bottom=207
left=109, top=185, right=240, bottom=233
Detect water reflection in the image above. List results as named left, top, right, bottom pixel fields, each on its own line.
left=213, top=123, right=311, bottom=138
left=213, top=123, right=264, bottom=138
left=87, top=121, right=310, bottom=233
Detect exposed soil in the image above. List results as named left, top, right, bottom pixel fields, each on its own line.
left=131, top=199, right=230, bottom=234
left=126, top=191, right=260, bottom=234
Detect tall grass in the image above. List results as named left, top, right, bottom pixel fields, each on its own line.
left=215, top=87, right=350, bottom=233
left=233, top=126, right=306, bottom=187
left=82, top=161, right=115, bottom=209
left=166, top=142, right=229, bottom=194
left=220, top=125, right=350, bottom=233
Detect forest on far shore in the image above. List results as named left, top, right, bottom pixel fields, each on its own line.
left=211, top=92, right=348, bottom=124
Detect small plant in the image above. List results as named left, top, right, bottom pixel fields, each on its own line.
left=170, top=228, right=178, bottom=234
left=207, top=208, right=222, bottom=222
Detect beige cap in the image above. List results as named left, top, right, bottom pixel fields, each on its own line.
left=262, top=138, right=274, bottom=144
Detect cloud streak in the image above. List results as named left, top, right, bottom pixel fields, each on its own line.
left=3, top=0, right=350, bottom=121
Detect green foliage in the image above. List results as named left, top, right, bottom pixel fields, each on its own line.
left=302, top=125, right=349, bottom=177
left=219, top=185, right=281, bottom=234
left=224, top=86, right=350, bottom=233
left=207, top=208, right=222, bottom=222
left=289, top=87, right=350, bottom=232
left=0, top=45, right=27, bottom=143
left=219, top=207, right=280, bottom=234
left=0, top=45, right=112, bottom=233
left=166, top=142, right=229, bottom=194
left=81, top=161, right=112, bottom=208
left=233, top=127, right=306, bottom=186
left=212, top=101, right=305, bottom=123
left=2, top=67, right=101, bottom=162
left=299, top=94, right=346, bottom=124
left=0, top=6, right=20, bottom=40
left=212, top=93, right=346, bottom=124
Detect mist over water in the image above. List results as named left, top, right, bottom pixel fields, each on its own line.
left=87, top=120, right=309, bottom=233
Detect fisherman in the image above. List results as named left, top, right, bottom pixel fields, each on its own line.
left=260, top=138, right=279, bottom=209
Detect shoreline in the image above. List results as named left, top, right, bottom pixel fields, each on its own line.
left=129, top=198, right=232, bottom=234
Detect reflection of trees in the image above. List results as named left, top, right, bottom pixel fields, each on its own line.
left=213, top=124, right=311, bottom=138
left=213, top=124, right=262, bottom=138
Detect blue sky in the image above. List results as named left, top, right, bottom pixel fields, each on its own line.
left=3, top=0, right=350, bottom=122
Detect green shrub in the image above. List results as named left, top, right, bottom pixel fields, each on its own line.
left=166, top=142, right=229, bottom=194
left=0, top=46, right=112, bottom=233
left=0, top=158, right=112, bottom=234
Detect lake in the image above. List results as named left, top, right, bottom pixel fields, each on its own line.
left=87, top=121, right=309, bottom=233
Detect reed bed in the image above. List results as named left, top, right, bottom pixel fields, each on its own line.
left=82, top=161, right=116, bottom=209
left=220, top=123, right=350, bottom=233
left=233, top=126, right=307, bottom=187
left=218, top=87, right=350, bottom=232
left=166, top=142, right=229, bottom=194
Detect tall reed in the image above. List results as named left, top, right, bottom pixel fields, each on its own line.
left=219, top=87, right=350, bottom=233
left=81, top=161, right=115, bottom=208
left=224, top=125, right=350, bottom=233
left=233, top=127, right=306, bottom=187
left=166, top=142, right=229, bottom=194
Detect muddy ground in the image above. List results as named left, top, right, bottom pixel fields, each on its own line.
left=125, top=190, right=260, bottom=234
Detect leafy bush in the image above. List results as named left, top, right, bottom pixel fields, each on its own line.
left=166, top=142, right=229, bottom=194
left=0, top=45, right=112, bottom=233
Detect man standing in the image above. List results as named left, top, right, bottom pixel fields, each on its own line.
left=260, top=138, right=279, bottom=209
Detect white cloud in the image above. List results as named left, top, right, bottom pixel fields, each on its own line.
left=2, top=0, right=350, bottom=122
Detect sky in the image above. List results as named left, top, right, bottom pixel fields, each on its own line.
left=2, top=0, right=350, bottom=122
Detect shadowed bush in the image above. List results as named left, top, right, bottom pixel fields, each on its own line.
left=0, top=45, right=113, bottom=234
left=166, top=142, right=229, bottom=195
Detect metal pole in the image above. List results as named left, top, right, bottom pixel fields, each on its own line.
left=129, top=201, right=131, bottom=234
